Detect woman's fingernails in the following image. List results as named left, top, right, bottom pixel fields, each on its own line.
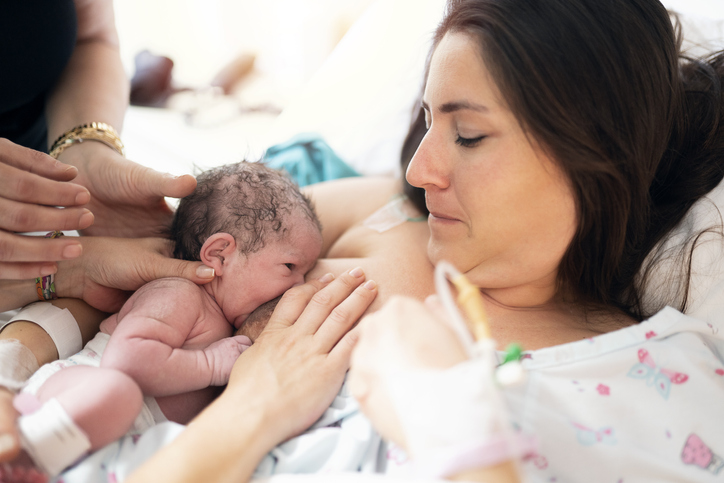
left=62, top=244, right=82, bottom=259
left=197, top=266, right=215, bottom=278
left=75, top=190, right=90, bottom=205
left=318, top=273, right=334, bottom=283
left=78, top=210, right=94, bottom=228
left=364, top=280, right=377, bottom=290
left=40, top=264, right=57, bottom=276
left=349, top=267, right=364, bottom=278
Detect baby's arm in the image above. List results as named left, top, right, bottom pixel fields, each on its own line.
left=101, top=278, right=249, bottom=397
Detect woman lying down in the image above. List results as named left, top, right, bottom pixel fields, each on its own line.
left=3, top=0, right=724, bottom=481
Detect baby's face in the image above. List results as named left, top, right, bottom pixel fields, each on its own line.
left=220, top=217, right=323, bottom=328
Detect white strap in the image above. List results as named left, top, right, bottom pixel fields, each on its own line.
left=5, top=302, right=81, bottom=359
left=0, top=339, right=39, bottom=392
left=18, top=397, right=91, bottom=477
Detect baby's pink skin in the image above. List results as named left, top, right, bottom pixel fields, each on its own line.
left=14, top=217, right=323, bottom=476
left=200, top=217, right=323, bottom=329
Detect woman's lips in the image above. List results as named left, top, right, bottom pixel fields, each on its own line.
left=428, top=211, right=461, bottom=223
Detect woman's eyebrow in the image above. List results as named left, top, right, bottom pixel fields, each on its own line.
left=421, top=99, right=489, bottom=113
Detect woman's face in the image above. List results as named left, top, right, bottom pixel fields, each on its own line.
left=406, top=32, right=577, bottom=305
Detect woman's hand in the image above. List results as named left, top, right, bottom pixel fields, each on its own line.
left=128, top=268, right=377, bottom=483
left=350, top=297, right=523, bottom=482
left=57, top=142, right=197, bottom=238
left=55, top=236, right=215, bottom=312
left=0, top=139, right=93, bottom=279
left=348, top=295, right=467, bottom=450
left=227, top=268, right=378, bottom=444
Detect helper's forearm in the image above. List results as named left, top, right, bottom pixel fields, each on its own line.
left=0, top=298, right=106, bottom=365
left=127, top=383, right=275, bottom=483
left=46, top=0, right=129, bottom=143
left=46, top=41, right=128, bottom=142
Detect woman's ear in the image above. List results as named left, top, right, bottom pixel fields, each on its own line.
left=200, top=233, right=237, bottom=276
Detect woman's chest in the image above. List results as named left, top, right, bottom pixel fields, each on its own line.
left=319, top=220, right=436, bottom=310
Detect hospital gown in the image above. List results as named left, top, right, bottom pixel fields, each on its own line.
left=52, top=307, right=724, bottom=482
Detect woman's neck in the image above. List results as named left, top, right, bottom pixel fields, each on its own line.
left=480, top=291, right=635, bottom=350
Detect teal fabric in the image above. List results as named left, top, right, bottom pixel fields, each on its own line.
left=263, top=133, right=360, bottom=187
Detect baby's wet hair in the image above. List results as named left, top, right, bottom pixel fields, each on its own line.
left=171, top=161, right=320, bottom=261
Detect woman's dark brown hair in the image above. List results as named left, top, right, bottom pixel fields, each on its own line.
left=402, top=0, right=724, bottom=320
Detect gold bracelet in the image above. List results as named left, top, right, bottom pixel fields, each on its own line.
left=49, top=122, right=125, bottom=159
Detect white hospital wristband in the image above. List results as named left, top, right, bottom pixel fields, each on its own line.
left=4, top=302, right=81, bottom=359
left=18, top=397, right=91, bottom=476
left=410, top=433, right=538, bottom=478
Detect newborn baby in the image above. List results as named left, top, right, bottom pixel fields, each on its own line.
left=5, top=161, right=322, bottom=481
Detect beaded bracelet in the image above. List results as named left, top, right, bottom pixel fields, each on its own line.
left=35, top=231, right=64, bottom=300
left=48, top=122, right=125, bottom=159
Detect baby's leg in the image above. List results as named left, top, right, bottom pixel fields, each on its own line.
left=35, top=365, right=143, bottom=449
left=156, top=386, right=221, bottom=425
left=0, top=366, right=143, bottom=481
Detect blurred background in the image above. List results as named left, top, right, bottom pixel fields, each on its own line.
left=111, top=0, right=724, bottom=178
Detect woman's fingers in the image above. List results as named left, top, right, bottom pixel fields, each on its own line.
left=0, top=262, right=57, bottom=280
left=0, top=198, right=93, bottom=233
left=315, top=277, right=378, bottom=353
left=0, top=138, right=78, bottom=182
left=295, top=267, right=368, bottom=335
left=0, top=138, right=93, bottom=276
left=262, top=273, right=336, bottom=332
left=0, top=162, right=89, bottom=208
left=0, top=232, right=85, bottom=280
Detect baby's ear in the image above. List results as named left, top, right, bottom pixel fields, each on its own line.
left=200, top=233, right=236, bottom=276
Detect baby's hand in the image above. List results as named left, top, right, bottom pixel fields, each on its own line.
left=204, top=335, right=252, bottom=386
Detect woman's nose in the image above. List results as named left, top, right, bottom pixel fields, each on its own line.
left=405, top=130, right=450, bottom=190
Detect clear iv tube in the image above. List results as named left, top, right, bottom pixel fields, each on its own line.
left=434, top=260, right=527, bottom=482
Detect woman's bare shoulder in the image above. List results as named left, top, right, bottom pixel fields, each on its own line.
left=304, top=176, right=404, bottom=255
left=304, top=176, right=401, bottom=206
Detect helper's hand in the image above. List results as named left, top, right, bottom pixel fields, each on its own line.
left=204, top=335, right=252, bottom=386
left=226, top=268, right=378, bottom=446
left=57, top=142, right=196, bottom=238
left=56, top=236, right=215, bottom=312
left=348, top=295, right=468, bottom=451
left=0, top=138, right=93, bottom=279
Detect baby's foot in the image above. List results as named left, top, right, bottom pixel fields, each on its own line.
left=0, top=450, right=48, bottom=483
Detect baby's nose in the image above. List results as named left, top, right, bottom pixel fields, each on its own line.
left=292, top=272, right=306, bottom=287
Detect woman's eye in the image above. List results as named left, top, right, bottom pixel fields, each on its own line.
left=456, top=135, right=485, bottom=147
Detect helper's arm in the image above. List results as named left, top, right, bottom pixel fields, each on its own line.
left=46, top=0, right=196, bottom=238
left=101, top=278, right=245, bottom=397
left=45, top=0, right=127, bottom=143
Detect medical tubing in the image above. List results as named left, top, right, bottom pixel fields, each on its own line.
left=434, top=261, right=478, bottom=357
left=434, top=261, right=527, bottom=480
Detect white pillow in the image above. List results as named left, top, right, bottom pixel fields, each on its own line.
left=262, top=0, right=447, bottom=177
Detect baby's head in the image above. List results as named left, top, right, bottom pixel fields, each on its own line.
left=171, top=161, right=323, bottom=327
